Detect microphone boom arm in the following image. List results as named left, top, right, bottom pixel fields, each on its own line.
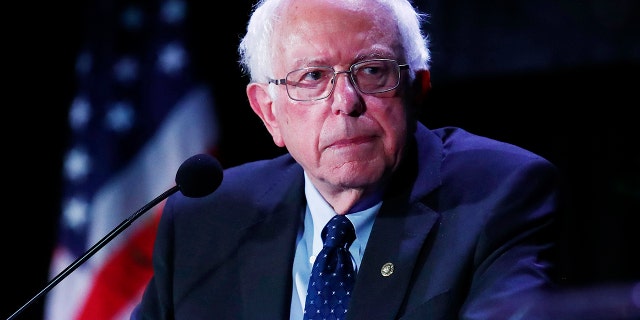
left=7, top=185, right=179, bottom=320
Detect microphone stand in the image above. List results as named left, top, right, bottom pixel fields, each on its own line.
left=7, top=186, right=179, bottom=320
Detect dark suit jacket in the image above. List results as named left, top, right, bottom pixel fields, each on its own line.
left=132, top=123, right=562, bottom=319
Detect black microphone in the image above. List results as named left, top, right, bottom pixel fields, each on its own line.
left=176, top=153, right=223, bottom=197
left=7, top=153, right=223, bottom=320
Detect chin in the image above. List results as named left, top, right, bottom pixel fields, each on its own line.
left=331, top=162, right=386, bottom=186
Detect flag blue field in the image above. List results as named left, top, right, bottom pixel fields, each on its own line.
left=45, top=0, right=218, bottom=319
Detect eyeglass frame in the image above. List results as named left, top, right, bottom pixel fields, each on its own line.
left=267, top=58, right=410, bottom=101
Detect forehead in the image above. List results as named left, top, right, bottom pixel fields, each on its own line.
left=273, top=0, right=400, bottom=68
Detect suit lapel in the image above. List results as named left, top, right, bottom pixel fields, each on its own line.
left=237, top=169, right=306, bottom=319
left=348, top=201, right=439, bottom=319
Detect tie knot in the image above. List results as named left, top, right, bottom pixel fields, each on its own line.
left=321, top=215, right=356, bottom=249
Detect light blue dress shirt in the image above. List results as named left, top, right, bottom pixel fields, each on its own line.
left=289, top=173, right=380, bottom=319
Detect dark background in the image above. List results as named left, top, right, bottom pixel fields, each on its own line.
left=5, top=0, right=639, bottom=319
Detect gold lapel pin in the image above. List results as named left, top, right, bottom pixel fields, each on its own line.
left=381, top=262, right=394, bottom=277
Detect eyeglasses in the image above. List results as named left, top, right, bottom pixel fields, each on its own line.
left=268, top=59, right=409, bottom=101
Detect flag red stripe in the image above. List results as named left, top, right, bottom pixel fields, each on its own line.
left=75, top=208, right=162, bottom=320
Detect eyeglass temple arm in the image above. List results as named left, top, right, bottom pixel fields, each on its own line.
left=268, top=78, right=286, bottom=85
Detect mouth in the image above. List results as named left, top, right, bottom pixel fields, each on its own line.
left=325, top=135, right=376, bottom=151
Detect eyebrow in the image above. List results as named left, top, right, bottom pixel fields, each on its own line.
left=355, top=46, right=398, bottom=60
left=288, top=58, right=328, bottom=69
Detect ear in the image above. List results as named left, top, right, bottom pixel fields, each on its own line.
left=412, top=69, right=431, bottom=105
left=246, top=83, right=285, bottom=147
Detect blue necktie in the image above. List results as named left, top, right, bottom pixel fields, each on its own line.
left=303, top=215, right=356, bottom=320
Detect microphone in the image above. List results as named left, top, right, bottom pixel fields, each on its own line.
left=7, top=153, right=223, bottom=320
left=176, top=153, right=223, bottom=197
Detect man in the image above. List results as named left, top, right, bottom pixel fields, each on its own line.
left=131, top=0, right=562, bottom=318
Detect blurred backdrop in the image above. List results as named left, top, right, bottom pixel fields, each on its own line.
left=5, top=0, right=639, bottom=319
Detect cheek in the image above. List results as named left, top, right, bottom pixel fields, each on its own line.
left=278, top=104, right=322, bottom=145
left=371, top=101, right=409, bottom=163
left=377, top=100, right=408, bottom=138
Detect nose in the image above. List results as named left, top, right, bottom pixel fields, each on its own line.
left=330, top=71, right=364, bottom=116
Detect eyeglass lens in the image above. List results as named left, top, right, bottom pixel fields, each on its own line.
left=285, top=59, right=400, bottom=101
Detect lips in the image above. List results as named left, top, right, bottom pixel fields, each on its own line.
left=328, top=135, right=375, bottom=149
left=319, top=121, right=381, bottom=152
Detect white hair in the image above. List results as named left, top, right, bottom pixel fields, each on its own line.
left=238, top=0, right=430, bottom=83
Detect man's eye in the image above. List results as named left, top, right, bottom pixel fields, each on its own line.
left=301, top=69, right=326, bottom=82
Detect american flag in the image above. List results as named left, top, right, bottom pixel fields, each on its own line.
left=45, top=0, right=218, bottom=319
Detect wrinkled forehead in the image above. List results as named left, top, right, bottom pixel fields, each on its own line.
left=272, top=0, right=399, bottom=67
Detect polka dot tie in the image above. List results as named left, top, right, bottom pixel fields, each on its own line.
left=303, top=215, right=356, bottom=320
